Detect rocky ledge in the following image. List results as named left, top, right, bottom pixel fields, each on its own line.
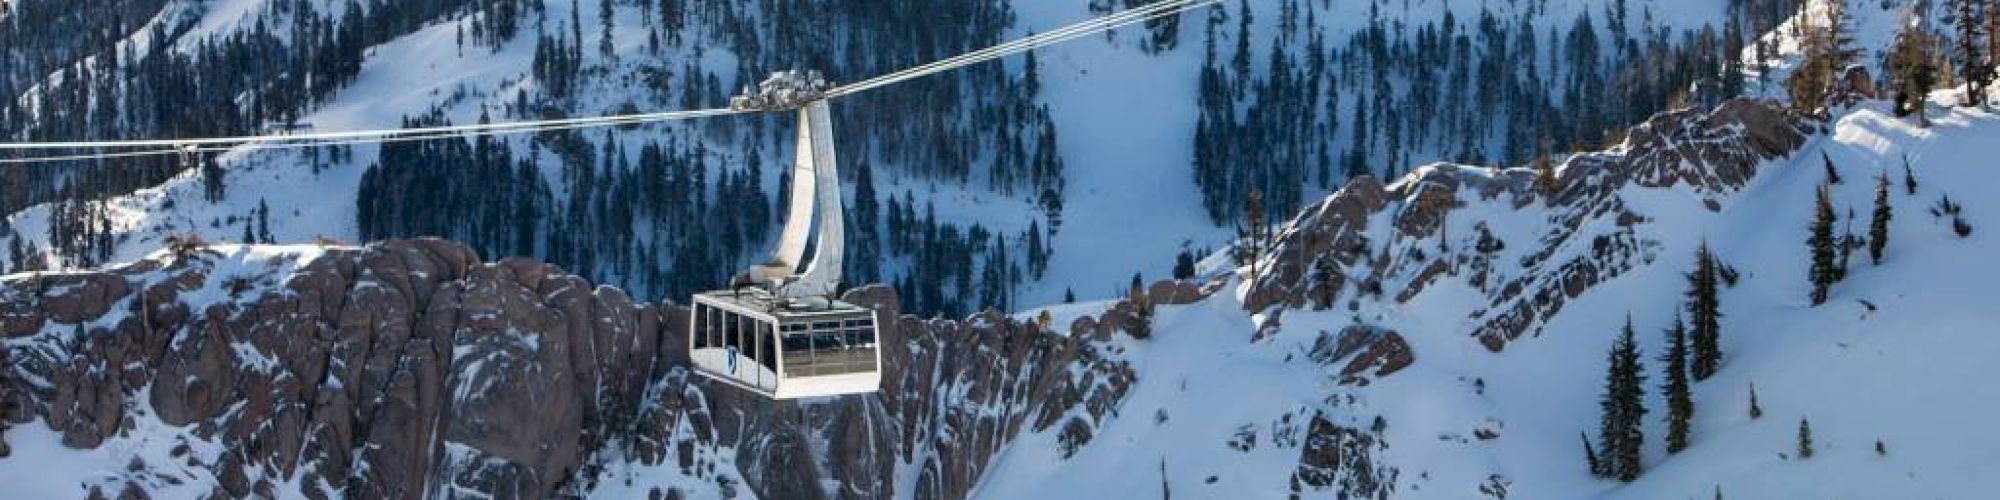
left=0, top=239, right=1144, bottom=499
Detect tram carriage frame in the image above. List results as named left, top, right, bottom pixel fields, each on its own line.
left=688, top=289, right=882, bottom=399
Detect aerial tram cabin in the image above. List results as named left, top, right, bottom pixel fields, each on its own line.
left=688, top=290, right=881, bottom=399
left=688, top=71, right=882, bottom=399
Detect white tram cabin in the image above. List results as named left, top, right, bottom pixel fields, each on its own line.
left=688, top=288, right=882, bottom=399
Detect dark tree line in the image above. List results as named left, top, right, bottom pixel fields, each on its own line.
left=12, top=0, right=1057, bottom=317
left=4, top=0, right=542, bottom=269
left=1191, top=0, right=1801, bottom=223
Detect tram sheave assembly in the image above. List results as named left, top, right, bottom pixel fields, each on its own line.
left=687, top=71, right=882, bottom=400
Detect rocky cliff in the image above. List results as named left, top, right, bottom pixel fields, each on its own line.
left=1245, top=98, right=1805, bottom=351
left=0, top=239, right=1140, bottom=499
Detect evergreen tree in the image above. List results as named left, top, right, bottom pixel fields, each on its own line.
left=1687, top=241, right=1724, bottom=380
left=1749, top=383, right=1764, bottom=420
left=1903, top=155, right=1920, bottom=195
left=1173, top=249, right=1197, bottom=280
left=1870, top=169, right=1893, bottom=264
left=1582, top=431, right=1603, bottom=476
left=0, top=343, right=12, bottom=458
left=1808, top=185, right=1839, bottom=305
left=1886, top=12, right=1943, bottom=122
left=1239, top=188, right=1266, bottom=279
left=597, top=0, right=615, bottom=58
left=1788, top=1, right=1853, bottom=113
left=1956, top=0, right=1991, bottom=107
left=257, top=199, right=273, bottom=244
left=1989, top=0, right=2000, bottom=105
left=1128, top=275, right=1154, bottom=339
left=201, top=155, right=226, bottom=203
left=1662, top=316, right=1694, bottom=454
left=1837, top=207, right=1856, bottom=280
left=1822, top=152, right=1843, bottom=185
left=1597, top=315, right=1648, bottom=481
left=1797, top=418, right=1815, bottom=459
left=1829, top=0, right=1864, bottom=67
left=1534, top=140, right=1560, bottom=200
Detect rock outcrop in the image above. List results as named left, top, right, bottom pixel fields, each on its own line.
left=0, top=239, right=1137, bottom=499
left=1246, top=99, right=1806, bottom=351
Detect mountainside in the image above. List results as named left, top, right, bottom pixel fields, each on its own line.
left=6, top=91, right=1996, bottom=498
left=0, top=0, right=1803, bottom=317
left=979, top=96, right=1998, bottom=499
left=6, top=0, right=2000, bottom=498
left=0, top=238, right=1140, bottom=499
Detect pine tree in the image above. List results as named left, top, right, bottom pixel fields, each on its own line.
left=257, top=199, right=273, bottom=244
left=1808, top=185, right=1839, bottom=305
left=1903, top=155, right=1920, bottom=194
left=1822, top=152, right=1843, bottom=185
left=1534, top=140, right=1560, bottom=200
left=1598, top=315, right=1648, bottom=481
left=1989, top=0, right=2000, bottom=106
left=1128, top=274, right=1154, bottom=339
left=1662, top=316, right=1695, bottom=454
left=1837, top=207, right=1856, bottom=280
left=0, top=343, right=13, bottom=458
left=1241, top=188, right=1266, bottom=280
left=1829, top=0, right=1864, bottom=67
left=201, top=155, right=226, bottom=203
left=1173, top=249, right=1197, bottom=280
left=1787, top=6, right=1837, bottom=112
left=1687, top=242, right=1724, bottom=380
left=597, top=0, right=615, bottom=58
left=1582, top=431, right=1603, bottom=476
left=1886, top=11, right=1943, bottom=122
left=1749, top=383, right=1764, bottom=420
left=1956, top=0, right=1991, bottom=107
left=1797, top=418, right=1815, bottom=459
left=1870, top=169, right=1893, bottom=264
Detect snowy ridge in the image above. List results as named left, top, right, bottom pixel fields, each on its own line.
left=975, top=94, right=1997, bottom=498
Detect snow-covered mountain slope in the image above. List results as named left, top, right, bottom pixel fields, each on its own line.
left=973, top=96, right=1996, bottom=498
left=6, top=93, right=1990, bottom=499
left=2, top=0, right=1788, bottom=316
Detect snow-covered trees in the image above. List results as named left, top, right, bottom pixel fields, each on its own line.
left=1749, top=383, right=1765, bottom=419
left=1885, top=11, right=1943, bottom=122
left=1797, top=418, right=1816, bottom=459
left=1808, top=185, right=1840, bottom=305
left=201, top=155, right=227, bottom=203
left=1687, top=242, right=1724, bottom=380
left=1596, top=315, right=1648, bottom=481
left=1953, top=0, right=1991, bottom=107
left=1173, top=249, right=1197, bottom=280
left=0, top=343, right=13, bottom=458
left=1789, top=0, right=1861, bottom=113
left=1870, top=170, right=1893, bottom=264
left=1188, top=0, right=1768, bottom=224
left=1662, top=317, right=1694, bottom=454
